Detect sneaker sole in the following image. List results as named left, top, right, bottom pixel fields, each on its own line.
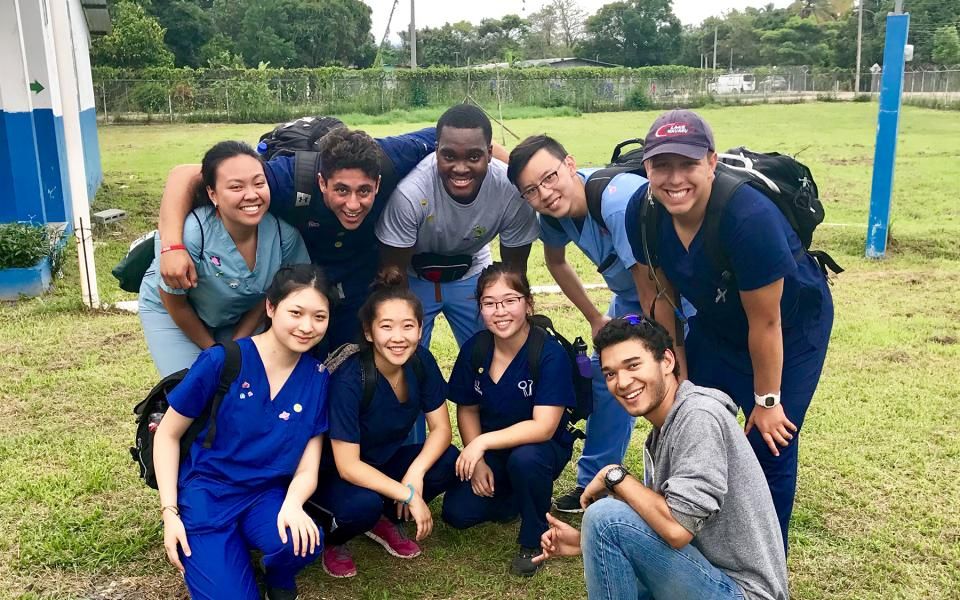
left=552, top=503, right=586, bottom=514
left=510, top=564, right=541, bottom=577
left=321, top=562, right=357, bottom=578
left=364, top=531, right=421, bottom=559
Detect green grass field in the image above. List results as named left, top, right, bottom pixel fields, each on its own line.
left=2, top=103, right=959, bottom=599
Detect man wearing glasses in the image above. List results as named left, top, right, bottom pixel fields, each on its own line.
left=506, top=135, right=686, bottom=513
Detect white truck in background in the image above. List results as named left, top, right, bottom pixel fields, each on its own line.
left=708, top=73, right=757, bottom=94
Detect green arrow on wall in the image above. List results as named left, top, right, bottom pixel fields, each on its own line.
left=30, top=80, right=45, bottom=94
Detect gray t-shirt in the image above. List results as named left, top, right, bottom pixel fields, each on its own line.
left=646, top=381, right=789, bottom=600
left=376, top=154, right=539, bottom=279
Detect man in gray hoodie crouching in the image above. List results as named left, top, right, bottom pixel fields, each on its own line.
left=534, top=316, right=789, bottom=600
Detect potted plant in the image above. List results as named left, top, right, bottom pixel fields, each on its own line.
left=0, top=222, right=65, bottom=300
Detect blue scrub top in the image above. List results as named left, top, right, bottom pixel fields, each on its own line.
left=139, top=206, right=311, bottom=328
left=539, top=169, right=645, bottom=311
left=327, top=346, right=447, bottom=467
left=635, top=184, right=831, bottom=356
left=264, top=128, right=437, bottom=295
left=449, top=330, right=577, bottom=448
left=167, top=338, right=330, bottom=533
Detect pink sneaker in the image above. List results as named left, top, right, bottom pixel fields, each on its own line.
left=322, top=545, right=357, bottom=578
left=364, top=516, right=421, bottom=558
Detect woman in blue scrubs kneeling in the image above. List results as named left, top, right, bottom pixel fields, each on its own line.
left=441, top=263, right=577, bottom=577
left=310, top=268, right=459, bottom=578
left=139, top=141, right=311, bottom=377
left=153, top=264, right=332, bottom=600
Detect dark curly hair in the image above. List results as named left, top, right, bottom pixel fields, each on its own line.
left=593, top=317, right=680, bottom=377
left=317, top=128, right=382, bottom=181
left=437, top=104, right=493, bottom=146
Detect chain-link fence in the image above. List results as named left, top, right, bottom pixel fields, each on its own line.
left=93, top=69, right=960, bottom=124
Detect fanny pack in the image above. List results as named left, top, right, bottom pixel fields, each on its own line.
left=411, top=252, right=473, bottom=283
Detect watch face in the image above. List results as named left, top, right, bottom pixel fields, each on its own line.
left=764, top=396, right=777, bottom=407
left=607, top=467, right=625, bottom=485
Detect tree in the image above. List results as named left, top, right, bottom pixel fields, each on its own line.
left=145, top=0, right=215, bottom=67
left=91, top=0, right=175, bottom=68
left=932, top=26, right=960, bottom=66
left=577, top=0, right=681, bottom=67
left=551, top=0, right=586, bottom=48
left=525, top=5, right=560, bottom=57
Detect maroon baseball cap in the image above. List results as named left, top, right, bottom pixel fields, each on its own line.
left=643, top=110, right=715, bottom=160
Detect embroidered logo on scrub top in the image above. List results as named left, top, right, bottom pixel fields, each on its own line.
left=474, top=379, right=483, bottom=395
left=279, top=411, right=290, bottom=420
left=518, top=380, right=534, bottom=398
left=293, top=403, right=303, bottom=413
left=715, top=287, right=727, bottom=304
left=242, top=381, right=251, bottom=388
left=210, top=255, right=221, bottom=267
left=228, top=280, right=240, bottom=289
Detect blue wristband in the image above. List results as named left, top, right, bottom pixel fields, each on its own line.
left=402, top=483, right=415, bottom=505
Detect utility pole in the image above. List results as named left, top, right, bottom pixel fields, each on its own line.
left=729, top=47, right=733, bottom=70
left=409, top=0, right=417, bottom=70
left=855, top=0, right=864, bottom=93
left=713, top=27, right=718, bottom=72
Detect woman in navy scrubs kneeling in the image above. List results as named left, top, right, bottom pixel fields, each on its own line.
left=441, top=262, right=576, bottom=577
left=310, top=268, right=460, bottom=578
left=153, top=264, right=333, bottom=600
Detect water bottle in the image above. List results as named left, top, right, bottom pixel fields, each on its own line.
left=256, top=140, right=268, bottom=157
left=573, top=336, right=592, bottom=378
left=147, top=412, right=165, bottom=433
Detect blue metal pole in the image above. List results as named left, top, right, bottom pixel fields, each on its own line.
left=865, top=12, right=910, bottom=259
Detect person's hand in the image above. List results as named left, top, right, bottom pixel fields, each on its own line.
left=397, top=470, right=426, bottom=521
left=589, top=314, right=612, bottom=339
left=470, top=458, right=495, bottom=498
left=581, top=464, right=618, bottom=509
left=532, top=513, right=582, bottom=564
left=160, top=248, right=197, bottom=289
left=405, top=493, right=434, bottom=541
left=276, top=501, right=321, bottom=558
left=745, top=404, right=796, bottom=457
left=456, top=437, right=487, bottom=481
left=162, top=511, right=191, bottom=574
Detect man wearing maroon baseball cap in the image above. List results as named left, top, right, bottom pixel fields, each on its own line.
left=629, top=109, right=835, bottom=555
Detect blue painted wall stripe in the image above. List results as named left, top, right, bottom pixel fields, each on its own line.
left=0, top=110, right=47, bottom=224
left=79, top=107, right=102, bottom=201
left=33, top=109, right=72, bottom=224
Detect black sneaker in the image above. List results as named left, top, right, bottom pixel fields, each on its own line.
left=264, top=585, right=298, bottom=600
left=510, top=546, right=542, bottom=577
left=553, top=486, right=586, bottom=513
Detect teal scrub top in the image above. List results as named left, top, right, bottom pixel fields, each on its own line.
left=139, top=206, right=311, bottom=328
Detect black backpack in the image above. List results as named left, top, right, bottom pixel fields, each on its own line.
left=634, top=147, right=843, bottom=281
left=469, top=315, right=593, bottom=440
left=324, top=344, right=426, bottom=410
left=130, top=341, right=242, bottom=489
left=541, top=139, right=648, bottom=275
left=258, top=116, right=346, bottom=161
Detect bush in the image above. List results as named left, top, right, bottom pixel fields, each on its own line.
left=131, top=82, right=168, bottom=113
left=0, top=223, right=56, bottom=270
left=625, top=87, right=653, bottom=110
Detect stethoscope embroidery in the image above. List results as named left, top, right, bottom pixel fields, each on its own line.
left=715, top=287, right=727, bottom=304
left=474, top=379, right=482, bottom=395
left=518, top=380, right=534, bottom=398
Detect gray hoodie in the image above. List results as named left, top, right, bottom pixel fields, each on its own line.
left=644, top=381, right=789, bottom=600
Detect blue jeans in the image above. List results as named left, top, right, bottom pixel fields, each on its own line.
left=582, top=498, right=745, bottom=600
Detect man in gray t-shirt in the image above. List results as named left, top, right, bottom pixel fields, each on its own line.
left=534, top=318, right=789, bottom=600
left=377, top=104, right=539, bottom=348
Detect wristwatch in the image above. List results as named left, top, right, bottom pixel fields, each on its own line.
left=603, top=465, right=630, bottom=492
left=754, top=392, right=781, bottom=408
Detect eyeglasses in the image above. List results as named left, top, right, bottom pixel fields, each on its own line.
left=619, top=314, right=650, bottom=326
left=480, top=296, right=525, bottom=312
left=519, top=160, right=566, bottom=201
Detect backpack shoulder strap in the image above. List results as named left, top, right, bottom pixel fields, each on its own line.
left=583, top=172, right=609, bottom=231
left=470, top=331, right=494, bottom=375
left=525, top=325, right=547, bottom=389
left=703, top=167, right=751, bottom=278
left=200, top=339, right=242, bottom=449
left=293, top=151, right=321, bottom=208
left=360, top=348, right=377, bottom=412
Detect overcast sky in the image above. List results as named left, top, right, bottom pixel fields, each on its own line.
left=364, top=0, right=796, bottom=43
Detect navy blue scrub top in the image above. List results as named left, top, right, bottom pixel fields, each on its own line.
left=449, top=330, right=577, bottom=448
left=634, top=184, right=831, bottom=356
left=327, top=346, right=447, bottom=468
left=167, top=338, right=330, bottom=533
left=264, top=128, right=437, bottom=294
